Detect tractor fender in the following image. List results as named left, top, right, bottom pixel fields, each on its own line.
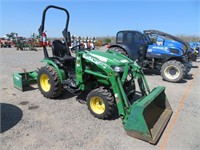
left=109, top=44, right=137, bottom=60
left=41, top=59, right=66, bottom=83
left=158, top=53, right=185, bottom=63
left=166, top=56, right=183, bottom=62
left=167, top=56, right=192, bottom=72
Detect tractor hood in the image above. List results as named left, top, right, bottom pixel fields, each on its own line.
left=144, top=30, right=190, bottom=54
left=164, top=40, right=183, bottom=49
left=85, top=50, right=131, bottom=66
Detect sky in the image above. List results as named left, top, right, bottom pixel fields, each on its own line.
left=0, top=0, right=199, bottom=38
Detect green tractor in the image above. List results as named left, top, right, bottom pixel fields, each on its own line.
left=13, top=5, right=173, bottom=144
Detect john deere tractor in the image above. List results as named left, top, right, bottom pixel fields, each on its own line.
left=13, top=5, right=173, bottom=144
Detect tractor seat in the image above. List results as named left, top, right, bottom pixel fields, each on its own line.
left=52, top=40, right=75, bottom=63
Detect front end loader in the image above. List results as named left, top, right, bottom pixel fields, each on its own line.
left=13, top=5, right=173, bottom=144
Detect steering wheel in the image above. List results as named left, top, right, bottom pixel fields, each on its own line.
left=71, top=44, right=90, bottom=52
left=71, top=44, right=81, bottom=52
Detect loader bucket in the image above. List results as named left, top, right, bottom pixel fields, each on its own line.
left=13, top=71, right=38, bottom=91
left=124, top=86, right=172, bottom=144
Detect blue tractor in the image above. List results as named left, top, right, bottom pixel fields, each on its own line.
left=189, top=42, right=200, bottom=61
left=109, top=30, right=192, bottom=83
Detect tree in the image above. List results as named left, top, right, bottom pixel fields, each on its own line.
left=105, top=38, right=111, bottom=44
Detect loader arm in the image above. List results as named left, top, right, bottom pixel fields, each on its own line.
left=77, top=51, right=172, bottom=144
left=76, top=51, right=127, bottom=117
left=114, top=61, right=173, bottom=144
left=77, top=51, right=152, bottom=118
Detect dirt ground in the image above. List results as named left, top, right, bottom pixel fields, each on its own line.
left=1, top=47, right=200, bottom=150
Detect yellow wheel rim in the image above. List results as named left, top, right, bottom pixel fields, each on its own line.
left=90, top=96, right=105, bottom=114
left=40, top=74, right=51, bottom=92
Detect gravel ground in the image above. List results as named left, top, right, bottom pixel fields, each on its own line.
left=1, top=47, right=200, bottom=150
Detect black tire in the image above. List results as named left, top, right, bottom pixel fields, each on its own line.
left=109, top=47, right=128, bottom=57
left=185, top=65, right=191, bottom=74
left=86, top=87, right=115, bottom=119
left=37, top=65, right=63, bottom=98
left=161, top=60, right=185, bottom=83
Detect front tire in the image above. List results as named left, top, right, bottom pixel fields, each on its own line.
left=86, top=87, right=115, bottom=119
left=161, top=60, right=185, bottom=83
left=37, top=65, right=63, bottom=98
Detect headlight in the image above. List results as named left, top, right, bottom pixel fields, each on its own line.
left=113, top=66, right=124, bottom=72
left=169, top=48, right=179, bottom=55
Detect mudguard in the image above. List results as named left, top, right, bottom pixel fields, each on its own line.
left=109, top=44, right=140, bottom=60
left=41, top=59, right=66, bottom=83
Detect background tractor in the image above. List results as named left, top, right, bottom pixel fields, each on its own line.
left=0, top=38, right=12, bottom=48
left=13, top=5, right=173, bottom=144
left=189, top=42, right=200, bottom=61
left=109, top=30, right=192, bottom=83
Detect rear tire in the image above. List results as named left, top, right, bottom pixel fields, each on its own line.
left=109, top=47, right=128, bottom=57
left=37, top=65, right=63, bottom=98
left=161, top=60, right=185, bottom=83
left=86, top=87, right=115, bottom=119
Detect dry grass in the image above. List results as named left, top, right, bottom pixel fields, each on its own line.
left=96, top=35, right=200, bottom=44
left=177, top=35, right=200, bottom=42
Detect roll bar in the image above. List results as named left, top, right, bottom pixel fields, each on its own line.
left=38, top=5, right=71, bottom=58
left=38, top=5, right=70, bottom=36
